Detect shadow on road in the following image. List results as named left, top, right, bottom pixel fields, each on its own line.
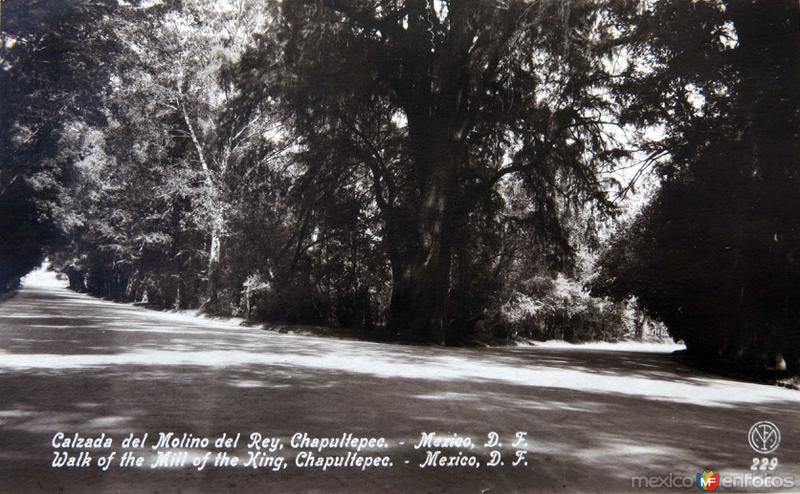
left=1, top=281, right=798, bottom=493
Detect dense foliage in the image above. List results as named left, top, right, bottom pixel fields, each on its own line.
left=596, top=0, right=800, bottom=370
left=235, top=0, right=633, bottom=342
left=0, top=0, right=119, bottom=291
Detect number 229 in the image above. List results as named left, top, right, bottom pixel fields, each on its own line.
left=751, top=457, right=778, bottom=471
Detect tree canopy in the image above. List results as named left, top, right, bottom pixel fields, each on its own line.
left=0, top=0, right=120, bottom=290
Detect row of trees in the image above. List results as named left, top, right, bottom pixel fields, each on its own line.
left=0, top=0, right=118, bottom=291
left=2, top=1, right=797, bottom=370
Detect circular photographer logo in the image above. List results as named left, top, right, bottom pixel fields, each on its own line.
left=748, top=421, right=781, bottom=454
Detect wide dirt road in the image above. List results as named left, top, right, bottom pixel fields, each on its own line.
left=0, top=270, right=798, bottom=493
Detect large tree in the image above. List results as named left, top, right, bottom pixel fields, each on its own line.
left=597, top=0, right=800, bottom=370
left=240, top=0, right=627, bottom=341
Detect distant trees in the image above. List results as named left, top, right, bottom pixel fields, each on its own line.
left=597, top=0, right=800, bottom=370
left=0, top=0, right=118, bottom=291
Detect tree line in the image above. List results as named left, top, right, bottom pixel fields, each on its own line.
left=1, top=0, right=797, bottom=373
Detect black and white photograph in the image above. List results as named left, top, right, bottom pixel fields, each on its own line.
left=0, top=0, right=798, bottom=492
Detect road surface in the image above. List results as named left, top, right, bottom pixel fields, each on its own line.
left=0, top=269, right=798, bottom=493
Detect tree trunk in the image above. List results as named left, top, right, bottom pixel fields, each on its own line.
left=206, top=223, right=222, bottom=303
left=177, top=91, right=225, bottom=307
left=386, top=130, right=459, bottom=343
